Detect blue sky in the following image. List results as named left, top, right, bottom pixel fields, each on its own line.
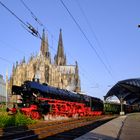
left=0, top=0, right=140, bottom=99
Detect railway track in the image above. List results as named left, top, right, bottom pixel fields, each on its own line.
left=0, top=115, right=117, bottom=140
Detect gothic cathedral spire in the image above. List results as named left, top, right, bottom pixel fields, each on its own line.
left=54, top=29, right=66, bottom=65
left=40, top=29, right=51, bottom=61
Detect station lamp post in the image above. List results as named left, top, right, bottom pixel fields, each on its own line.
left=119, top=94, right=125, bottom=115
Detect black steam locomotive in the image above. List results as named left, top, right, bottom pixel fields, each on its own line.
left=10, top=80, right=103, bottom=119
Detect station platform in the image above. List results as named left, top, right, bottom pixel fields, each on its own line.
left=74, top=113, right=140, bottom=140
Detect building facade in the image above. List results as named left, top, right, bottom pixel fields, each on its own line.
left=9, top=29, right=81, bottom=92
left=0, top=74, right=6, bottom=102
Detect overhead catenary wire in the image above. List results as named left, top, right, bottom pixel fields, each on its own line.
left=0, top=1, right=46, bottom=65
left=75, top=0, right=114, bottom=73
left=0, top=0, right=56, bottom=61
left=60, top=0, right=115, bottom=81
left=75, top=0, right=117, bottom=81
left=0, top=1, right=41, bottom=39
left=20, top=0, right=62, bottom=57
left=20, top=0, right=59, bottom=44
left=20, top=0, right=43, bottom=27
left=74, top=0, right=115, bottom=82
left=0, top=39, right=28, bottom=56
left=0, top=1, right=27, bottom=27
left=0, top=56, right=12, bottom=64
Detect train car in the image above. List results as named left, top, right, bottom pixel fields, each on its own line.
left=9, top=80, right=103, bottom=119
left=104, top=102, right=121, bottom=114
left=104, top=102, right=136, bottom=114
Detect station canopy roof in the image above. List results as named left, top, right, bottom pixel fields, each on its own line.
left=104, top=78, right=140, bottom=105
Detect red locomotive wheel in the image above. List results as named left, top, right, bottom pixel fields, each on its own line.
left=31, top=111, right=41, bottom=119
left=25, top=111, right=31, bottom=117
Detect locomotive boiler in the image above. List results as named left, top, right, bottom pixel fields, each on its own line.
left=10, top=80, right=103, bottom=119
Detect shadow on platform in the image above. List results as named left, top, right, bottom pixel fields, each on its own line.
left=45, top=117, right=114, bottom=140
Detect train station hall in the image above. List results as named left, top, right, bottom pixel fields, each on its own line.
left=105, top=78, right=140, bottom=106
left=75, top=78, right=140, bottom=140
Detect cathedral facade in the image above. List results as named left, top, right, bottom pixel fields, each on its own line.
left=9, top=29, right=81, bottom=92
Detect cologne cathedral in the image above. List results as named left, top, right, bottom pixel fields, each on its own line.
left=9, top=29, right=81, bottom=92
